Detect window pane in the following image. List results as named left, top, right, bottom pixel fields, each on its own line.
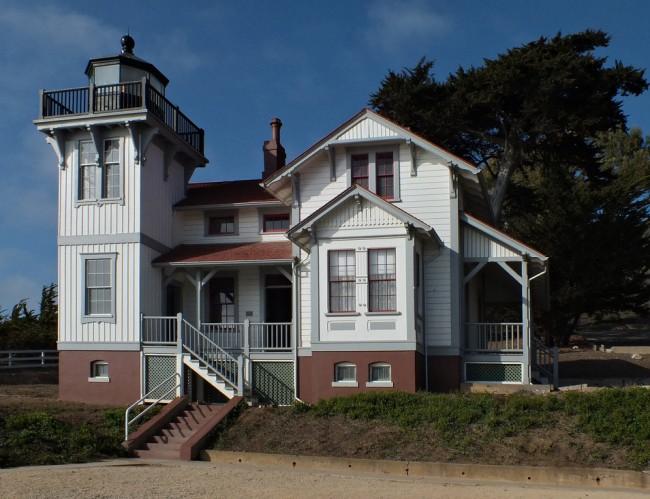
left=368, top=249, right=396, bottom=312
left=208, top=216, right=235, bottom=234
left=335, top=364, right=356, bottom=381
left=93, top=362, right=109, bottom=378
left=328, top=250, right=356, bottom=313
left=370, top=364, right=391, bottom=382
left=87, top=287, right=112, bottom=315
left=210, top=278, right=236, bottom=322
left=104, top=139, right=120, bottom=163
left=80, top=142, right=96, bottom=165
left=376, top=152, right=394, bottom=199
left=103, top=162, right=120, bottom=198
left=81, top=165, right=96, bottom=199
left=351, top=154, right=369, bottom=189
left=263, top=214, right=289, bottom=232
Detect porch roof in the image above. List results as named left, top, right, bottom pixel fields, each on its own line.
left=152, top=241, right=293, bottom=266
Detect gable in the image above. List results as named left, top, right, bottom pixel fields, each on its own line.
left=463, top=226, right=519, bottom=259
left=318, top=196, right=403, bottom=231
left=335, top=116, right=398, bottom=142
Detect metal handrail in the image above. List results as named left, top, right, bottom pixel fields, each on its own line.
left=532, top=336, right=559, bottom=388
left=124, top=372, right=180, bottom=441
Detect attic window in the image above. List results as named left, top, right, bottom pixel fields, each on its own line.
left=376, top=152, right=394, bottom=199
left=207, top=214, right=236, bottom=235
left=351, top=154, right=369, bottom=189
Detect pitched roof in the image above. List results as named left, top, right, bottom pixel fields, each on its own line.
left=263, top=108, right=481, bottom=186
left=153, top=241, right=293, bottom=265
left=461, top=213, right=548, bottom=261
left=175, top=179, right=279, bottom=208
left=287, top=185, right=442, bottom=250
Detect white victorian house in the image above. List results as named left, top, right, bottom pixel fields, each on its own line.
left=35, top=36, right=555, bottom=409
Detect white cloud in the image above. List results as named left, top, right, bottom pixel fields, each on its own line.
left=365, top=0, right=452, bottom=52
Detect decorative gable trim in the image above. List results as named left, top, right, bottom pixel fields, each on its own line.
left=287, top=185, right=442, bottom=250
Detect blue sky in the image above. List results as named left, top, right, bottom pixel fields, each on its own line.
left=1, top=0, right=649, bottom=312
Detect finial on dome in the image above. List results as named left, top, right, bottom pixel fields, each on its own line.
left=121, top=34, right=135, bottom=55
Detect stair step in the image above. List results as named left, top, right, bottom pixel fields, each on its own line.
left=150, top=434, right=188, bottom=445
left=143, top=441, right=183, bottom=452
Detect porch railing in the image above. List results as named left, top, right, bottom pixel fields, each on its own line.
left=141, top=316, right=292, bottom=353
left=40, top=80, right=204, bottom=155
left=532, top=336, right=559, bottom=388
left=141, top=315, right=177, bottom=345
left=466, top=322, right=523, bottom=352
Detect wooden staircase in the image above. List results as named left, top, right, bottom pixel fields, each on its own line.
left=124, top=396, right=242, bottom=460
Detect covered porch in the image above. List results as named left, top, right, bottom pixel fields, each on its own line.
left=148, top=241, right=295, bottom=353
left=461, top=214, right=554, bottom=385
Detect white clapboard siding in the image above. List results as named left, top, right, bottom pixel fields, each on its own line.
left=299, top=148, right=348, bottom=220
left=178, top=207, right=287, bottom=244
left=58, top=242, right=140, bottom=344
left=238, top=267, right=262, bottom=322
left=462, top=226, right=519, bottom=259
left=335, top=117, right=398, bottom=141
left=140, top=142, right=187, bottom=247
left=59, top=130, right=140, bottom=237
left=299, top=265, right=311, bottom=348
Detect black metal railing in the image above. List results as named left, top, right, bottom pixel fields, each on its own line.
left=40, top=81, right=204, bottom=155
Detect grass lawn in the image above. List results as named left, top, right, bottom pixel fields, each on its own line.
left=212, top=389, right=650, bottom=471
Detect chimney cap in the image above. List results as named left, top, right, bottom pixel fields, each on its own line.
left=121, top=34, right=135, bottom=55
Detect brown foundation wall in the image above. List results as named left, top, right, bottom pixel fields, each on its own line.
left=298, top=351, right=418, bottom=404
left=427, top=355, right=462, bottom=392
left=58, top=350, right=141, bottom=406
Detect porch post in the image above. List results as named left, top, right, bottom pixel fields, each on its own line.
left=521, top=257, right=530, bottom=384
left=195, top=270, right=202, bottom=329
left=176, top=312, right=184, bottom=397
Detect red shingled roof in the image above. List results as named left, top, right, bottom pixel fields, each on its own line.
left=175, top=179, right=277, bottom=207
left=153, top=241, right=293, bottom=265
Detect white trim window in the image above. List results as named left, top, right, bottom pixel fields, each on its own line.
left=328, top=250, right=356, bottom=313
left=81, top=253, right=116, bottom=323
left=347, top=147, right=399, bottom=200
left=368, top=248, right=397, bottom=312
left=89, top=360, right=110, bottom=382
left=102, top=139, right=121, bottom=199
left=78, top=138, right=122, bottom=202
left=333, top=362, right=358, bottom=387
left=368, top=362, right=393, bottom=386
left=79, top=141, right=97, bottom=200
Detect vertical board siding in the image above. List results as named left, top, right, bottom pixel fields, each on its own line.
left=462, top=226, right=519, bottom=259
left=58, top=242, right=140, bottom=344
left=238, top=267, right=262, bottom=322
left=59, top=131, right=139, bottom=237
left=140, top=142, right=187, bottom=247
left=140, top=245, right=163, bottom=316
left=299, top=148, right=348, bottom=220
left=299, top=265, right=311, bottom=348
left=335, top=117, right=398, bottom=141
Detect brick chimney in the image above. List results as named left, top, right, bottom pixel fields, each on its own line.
left=262, top=117, right=286, bottom=179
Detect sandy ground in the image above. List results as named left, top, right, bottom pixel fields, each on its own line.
left=0, top=459, right=646, bottom=499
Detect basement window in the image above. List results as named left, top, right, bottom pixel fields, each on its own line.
left=332, top=362, right=358, bottom=387
left=367, top=362, right=393, bottom=387
left=89, top=361, right=110, bottom=382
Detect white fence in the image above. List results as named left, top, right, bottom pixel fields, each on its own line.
left=0, top=350, right=59, bottom=369
left=465, top=323, right=523, bottom=352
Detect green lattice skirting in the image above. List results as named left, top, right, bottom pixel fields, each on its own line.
left=252, top=361, right=294, bottom=406
left=465, top=363, right=522, bottom=383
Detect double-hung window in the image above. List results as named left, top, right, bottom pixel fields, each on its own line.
left=368, top=248, right=397, bottom=312
left=82, top=255, right=115, bottom=321
left=328, top=250, right=356, bottom=313
left=207, top=214, right=236, bottom=235
left=351, top=154, right=369, bottom=189
left=78, top=139, right=121, bottom=202
left=263, top=213, right=290, bottom=232
left=376, top=151, right=394, bottom=199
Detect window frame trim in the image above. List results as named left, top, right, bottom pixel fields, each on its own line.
left=332, top=362, right=358, bottom=387
left=204, top=210, right=239, bottom=236
left=88, top=360, right=110, bottom=382
left=327, top=249, right=357, bottom=314
left=367, top=247, right=397, bottom=313
left=75, top=137, right=124, bottom=206
left=367, top=362, right=393, bottom=387
left=345, top=145, right=400, bottom=201
left=80, top=252, right=117, bottom=324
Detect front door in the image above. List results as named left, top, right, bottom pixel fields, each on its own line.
left=264, top=274, right=291, bottom=322
left=209, top=277, right=236, bottom=323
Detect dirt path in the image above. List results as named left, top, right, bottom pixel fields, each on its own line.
left=0, top=459, right=645, bottom=499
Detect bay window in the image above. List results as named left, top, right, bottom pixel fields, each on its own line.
left=328, top=250, right=356, bottom=313
left=368, top=248, right=397, bottom=312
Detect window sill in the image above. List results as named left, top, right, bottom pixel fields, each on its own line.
left=76, top=198, right=124, bottom=207
left=325, top=312, right=361, bottom=317
left=365, top=311, right=401, bottom=316
left=331, top=381, right=358, bottom=388
left=81, top=315, right=115, bottom=324
left=88, top=377, right=110, bottom=383
left=365, top=381, right=393, bottom=388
